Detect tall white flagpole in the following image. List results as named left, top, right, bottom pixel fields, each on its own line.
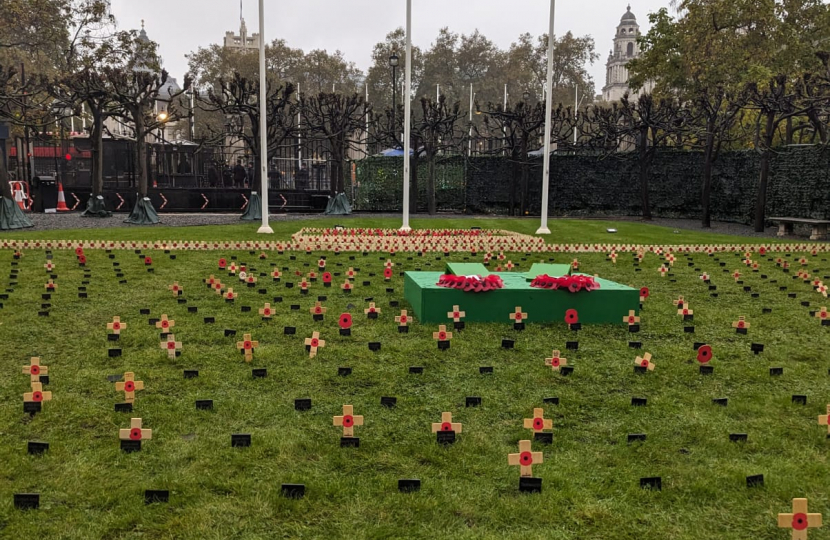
left=257, top=0, right=273, bottom=233
left=401, top=0, right=412, bottom=231
left=537, top=0, right=555, bottom=235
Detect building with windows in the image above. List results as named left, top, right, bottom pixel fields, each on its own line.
left=601, top=5, right=654, bottom=102
left=224, top=18, right=260, bottom=51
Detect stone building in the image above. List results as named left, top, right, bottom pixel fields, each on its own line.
left=601, top=5, right=654, bottom=102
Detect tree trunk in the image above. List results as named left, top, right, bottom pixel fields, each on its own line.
left=754, top=113, right=775, bottom=233
left=427, top=155, right=436, bottom=215
left=81, top=107, right=111, bottom=217
left=0, top=153, right=12, bottom=199
left=638, top=130, right=652, bottom=221
left=134, top=109, right=148, bottom=197
left=409, top=156, right=418, bottom=214
left=701, top=121, right=715, bottom=228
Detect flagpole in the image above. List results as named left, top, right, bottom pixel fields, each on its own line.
left=256, top=0, right=273, bottom=233
left=536, top=0, right=555, bottom=235
left=400, top=0, right=412, bottom=231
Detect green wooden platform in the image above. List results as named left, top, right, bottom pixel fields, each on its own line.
left=404, top=263, right=639, bottom=324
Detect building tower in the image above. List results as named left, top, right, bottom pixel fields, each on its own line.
left=223, top=2, right=260, bottom=51
left=601, top=5, right=652, bottom=102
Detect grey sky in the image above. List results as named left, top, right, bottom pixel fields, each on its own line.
left=110, top=0, right=673, bottom=95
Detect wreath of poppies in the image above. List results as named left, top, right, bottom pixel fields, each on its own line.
left=436, top=274, right=504, bottom=292
left=529, top=274, right=601, bottom=293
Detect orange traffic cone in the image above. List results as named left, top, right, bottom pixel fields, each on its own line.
left=56, top=182, right=70, bottom=211
left=153, top=179, right=158, bottom=188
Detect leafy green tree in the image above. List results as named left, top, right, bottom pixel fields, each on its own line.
left=366, top=28, right=423, bottom=114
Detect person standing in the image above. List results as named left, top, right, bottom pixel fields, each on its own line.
left=232, top=159, right=247, bottom=188
left=295, top=163, right=309, bottom=191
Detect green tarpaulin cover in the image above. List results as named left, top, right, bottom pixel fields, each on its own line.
left=124, top=197, right=160, bottom=225
left=241, top=192, right=262, bottom=221
left=81, top=195, right=112, bottom=218
left=0, top=197, right=34, bottom=230
left=325, top=193, right=352, bottom=215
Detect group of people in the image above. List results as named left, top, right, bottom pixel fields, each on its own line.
left=205, top=159, right=310, bottom=190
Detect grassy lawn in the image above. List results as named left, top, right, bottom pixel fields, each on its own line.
left=1, top=224, right=829, bottom=539
left=0, top=215, right=778, bottom=245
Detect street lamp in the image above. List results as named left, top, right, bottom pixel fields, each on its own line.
left=157, top=110, right=169, bottom=186
left=523, top=91, right=531, bottom=103
left=389, top=53, right=399, bottom=145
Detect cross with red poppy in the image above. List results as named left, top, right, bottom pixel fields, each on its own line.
left=545, top=351, right=566, bottom=371
left=677, top=303, right=693, bottom=317
left=433, top=325, right=452, bottom=342
left=22, top=357, right=47, bottom=383
left=816, top=307, right=828, bottom=321
left=523, top=408, right=552, bottom=433
left=665, top=254, right=676, bottom=266
left=271, top=269, right=281, bottom=281
left=395, top=310, right=410, bottom=327
left=341, top=279, right=353, bottom=292
left=333, top=404, right=363, bottom=437
left=24, top=382, right=52, bottom=404
left=245, top=274, right=258, bottom=285
left=205, top=275, right=218, bottom=286
left=571, top=259, right=579, bottom=270
left=778, top=498, right=822, bottom=539
left=623, top=310, right=640, bottom=326
left=168, top=282, right=183, bottom=296
left=119, top=418, right=152, bottom=442
left=237, top=334, right=259, bottom=362
left=364, top=302, right=380, bottom=317
left=304, top=331, right=325, bottom=358
left=609, top=252, right=617, bottom=264
left=699, top=272, right=710, bottom=281
left=346, top=267, right=356, bottom=279
left=659, top=265, right=668, bottom=277
left=213, top=281, right=224, bottom=294
left=732, top=316, right=750, bottom=330
left=318, top=258, right=326, bottom=270
left=509, top=306, right=527, bottom=324
left=672, top=295, right=685, bottom=307
left=447, top=305, right=465, bottom=323
left=160, top=334, right=182, bottom=358
left=259, top=303, right=274, bottom=319
left=228, top=262, right=238, bottom=274
left=299, top=279, right=309, bottom=292
left=115, top=372, right=144, bottom=403
left=732, top=269, right=742, bottom=281
left=635, top=352, right=655, bottom=371
left=818, top=405, right=830, bottom=435
left=224, top=288, right=237, bottom=301
left=505, top=260, right=515, bottom=271
left=432, top=412, right=462, bottom=434
left=104, top=316, right=127, bottom=336
left=310, top=302, right=326, bottom=318
left=155, top=314, right=175, bottom=331
left=44, top=261, right=54, bottom=272
left=818, top=284, right=828, bottom=298
left=508, top=440, right=543, bottom=477
left=45, top=279, right=57, bottom=291
left=799, top=257, right=809, bottom=266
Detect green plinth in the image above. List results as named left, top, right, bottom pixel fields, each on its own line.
left=405, top=264, right=638, bottom=324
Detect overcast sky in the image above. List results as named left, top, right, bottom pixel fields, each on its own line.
left=110, top=0, right=673, bottom=94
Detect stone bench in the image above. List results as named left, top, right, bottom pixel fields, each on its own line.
left=770, top=217, right=830, bottom=241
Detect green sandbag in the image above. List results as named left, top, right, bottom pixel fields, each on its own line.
left=0, top=196, right=34, bottom=230
left=325, top=193, right=352, bottom=215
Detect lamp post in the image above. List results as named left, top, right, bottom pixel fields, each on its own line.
left=400, top=0, right=412, bottom=231
left=389, top=53, right=399, bottom=145
left=157, top=110, right=168, bottom=186
left=537, top=0, right=555, bottom=235
left=257, top=0, right=273, bottom=234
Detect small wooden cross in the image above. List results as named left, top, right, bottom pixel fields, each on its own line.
left=799, top=257, right=809, bottom=266
left=44, top=261, right=55, bottom=272
left=155, top=314, right=175, bottom=331
left=168, top=282, right=182, bottom=296
left=816, top=307, right=828, bottom=321
left=432, top=412, right=462, bottom=433
left=228, top=262, right=238, bottom=274
left=505, top=260, right=515, bottom=271
left=658, top=265, right=668, bottom=277
left=333, top=404, right=363, bottom=437
left=271, top=269, right=281, bottom=280
left=341, top=280, right=353, bottom=291
left=523, top=408, right=552, bottom=433
left=107, top=316, right=126, bottom=335
left=545, top=351, right=567, bottom=371
left=433, top=325, right=452, bottom=341
left=677, top=303, right=693, bottom=317
left=364, top=302, right=380, bottom=316
left=699, top=272, right=710, bottom=281
left=818, top=405, right=830, bottom=435
left=304, top=331, right=326, bottom=358
left=24, top=382, right=52, bottom=403
left=635, top=352, right=655, bottom=371
left=778, top=498, right=822, bottom=540
left=384, top=259, right=394, bottom=269
left=318, top=258, right=326, bottom=269
left=299, top=279, right=308, bottom=291
left=237, top=333, right=258, bottom=362
left=665, top=254, right=676, bottom=266
left=160, top=334, right=182, bottom=358
left=346, top=267, right=356, bottom=279
left=571, top=259, right=579, bottom=270
left=245, top=274, right=258, bottom=285
left=45, top=279, right=57, bottom=291
left=224, top=288, right=236, bottom=300
left=447, top=305, right=466, bottom=323
left=508, top=440, right=543, bottom=477
left=119, top=418, right=152, bottom=442
left=22, top=357, right=47, bottom=383
left=259, top=303, right=274, bottom=318
left=672, top=295, right=685, bottom=307
left=115, top=372, right=144, bottom=403
left=732, top=316, right=750, bottom=330
left=212, top=281, right=224, bottom=294
left=623, top=310, right=640, bottom=326
left=310, top=302, right=326, bottom=317
left=818, top=284, right=828, bottom=297
left=732, top=269, right=742, bottom=281
left=609, top=252, right=617, bottom=264
left=509, top=306, right=527, bottom=324
left=307, top=271, right=317, bottom=281
left=395, top=310, right=410, bottom=327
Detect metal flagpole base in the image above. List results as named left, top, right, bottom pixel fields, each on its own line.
left=257, top=226, right=274, bottom=234
left=536, top=227, right=551, bottom=235
left=400, top=225, right=412, bottom=232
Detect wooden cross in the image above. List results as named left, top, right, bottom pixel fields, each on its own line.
left=523, top=408, right=552, bottom=433
left=384, top=259, right=394, bottom=269
left=609, top=252, right=617, bottom=264
left=635, top=352, right=655, bottom=371
left=677, top=303, right=693, bottom=317
left=395, top=310, right=410, bottom=327
left=160, top=334, right=182, bottom=358
left=433, top=325, right=452, bottom=341
left=304, top=331, right=326, bottom=358
left=364, top=302, right=380, bottom=316
left=119, top=418, right=152, bottom=442
left=299, top=279, right=308, bottom=291
left=245, top=274, right=258, bottom=285
left=672, top=295, right=685, bottom=307
left=732, top=316, right=750, bottom=330
left=699, top=272, right=710, bottom=281
left=658, top=264, right=668, bottom=277
left=333, top=405, right=363, bottom=437
left=545, top=351, right=567, bottom=371
left=341, top=280, right=353, bottom=291
left=155, top=314, right=175, bottom=331
left=318, top=258, right=326, bottom=269
left=509, top=306, right=527, bottom=324
left=271, top=269, right=281, bottom=280
left=22, top=357, right=47, bottom=383
left=228, top=262, right=238, bottom=274
left=213, top=281, right=224, bottom=294
left=816, top=307, right=828, bottom=321
left=259, top=303, right=274, bottom=318
left=107, top=316, right=126, bottom=335
left=818, top=405, right=830, bottom=435
left=24, top=382, right=52, bottom=403
left=310, top=302, right=326, bottom=317
left=799, top=257, right=809, bottom=266
left=623, top=310, right=640, bottom=326
left=44, top=261, right=54, bottom=272
left=237, top=333, right=258, bottom=362
left=115, top=372, right=144, bottom=403
left=778, top=498, right=822, bottom=540
left=432, top=412, right=462, bottom=433
left=168, top=282, right=182, bottom=296
left=307, top=271, right=317, bottom=281
left=818, top=284, right=828, bottom=297
left=224, top=288, right=236, bottom=300
left=732, top=269, right=742, bottom=281
left=508, top=440, right=543, bottom=477
left=447, top=305, right=466, bottom=323
left=346, top=267, right=356, bottom=279
left=505, top=260, right=515, bottom=271
left=45, top=279, right=57, bottom=291
left=571, top=259, right=579, bottom=270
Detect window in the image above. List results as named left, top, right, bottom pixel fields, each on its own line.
left=627, top=42, right=634, bottom=56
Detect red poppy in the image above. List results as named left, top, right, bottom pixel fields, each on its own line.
left=32, top=391, right=43, bottom=402
left=697, top=345, right=713, bottom=364
left=167, top=341, right=176, bottom=350
left=310, top=338, right=319, bottom=347
left=75, top=247, right=84, bottom=256
left=628, top=316, right=636, bottom=324
left=342, top=415, right=354, bottom=427
left=438, top=331, right=447, bottom=340
left=322, top=272, right=332, bottom=283
left=318, top=259, right=326, bottom=268
left=384, top=267, right=393, bottom=279
left=219, top=258, right=227, bottom=269
left=243, top=340, right=252, bottom=350
left=641, top=359, right=649, bottom=367
left=161, top=320, right=169, bottom=329
left=130, top=427, right=143, bottom=441
left=124, top=381, right=135, bottom=392
left=532, top=417, right=544, bottom=430
left=550, top=357, right=560, bottom=367
left=29, top=365, right=40, bottom=376
left=792, top=513, right=808, bottom=531
left=339, top=313, right=353, bottom=329
left=565, top=309, right=579, bottom=324
left=399, top=314, right=408, bottom=324
left=263, top=308, right=271, bottom=316
left=144, top=257, right=152, bottom=265
left=78, top=255, right=87, bottom=265
left=514, top=312, right=523, bottom=322
left=314, top=306, right=322, bottom=314
left=441, top=422, right=453, bottom=431
left=640, top=287, right=650, bottom=299
left=519, top=451, right=533, bottom=466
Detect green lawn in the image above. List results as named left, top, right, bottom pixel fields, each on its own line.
left=1, top=216, right=776, bottom=245
left=1, top=225, right=829, bottom=539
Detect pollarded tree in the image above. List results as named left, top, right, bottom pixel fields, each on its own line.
left=0, top=65, right=35, bottom=228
